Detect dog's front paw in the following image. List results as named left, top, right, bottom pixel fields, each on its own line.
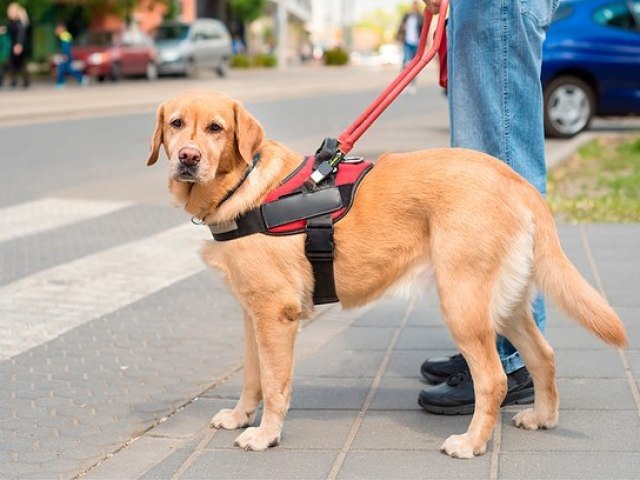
left=210, top=408, right=255, bottom=430
left=233, top=427, right=280, bottom=451
left=441, top=433, right=486, bottom=459
left=512, top=408, right=558, bottom=430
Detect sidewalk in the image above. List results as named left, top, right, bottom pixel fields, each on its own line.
left=85, top=223, right=640, bottom=480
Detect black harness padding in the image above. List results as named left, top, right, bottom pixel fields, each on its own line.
left=208, top=184, right=357, bottom=242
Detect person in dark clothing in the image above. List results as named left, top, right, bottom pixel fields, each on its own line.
left=397, top=1, right=424, bottom=93
left=6, top=2, right=30, bottom=88
left=54, top=23, right=85, bottom=87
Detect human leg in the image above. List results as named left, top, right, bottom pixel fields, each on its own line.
left=448, top=0, right=553, bottom=363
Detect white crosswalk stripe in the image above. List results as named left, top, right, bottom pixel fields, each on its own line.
left=0, top=221, right=210, bottom=361
left=0, top=197, right=132, bottom=243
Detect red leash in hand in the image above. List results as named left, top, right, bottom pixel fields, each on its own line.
left=337, top=0, right=449, bottom=155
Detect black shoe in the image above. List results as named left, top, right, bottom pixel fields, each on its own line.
left=418, top=366, right=534, bottom=415
left=420, top=353, right=468, bottom=384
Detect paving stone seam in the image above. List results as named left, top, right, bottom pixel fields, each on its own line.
left=326, top=299, right=415, bottom=480
left=169, top=428, right=218, bottom=480
left=490, top=412, right=503, bottom=480
left=579, top=225, right=640, bottom=419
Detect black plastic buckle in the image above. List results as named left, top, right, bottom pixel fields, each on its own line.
left=305, top=218, right=334, bottom=261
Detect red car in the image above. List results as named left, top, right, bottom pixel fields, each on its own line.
left=72, top=29, right=158, bottom=81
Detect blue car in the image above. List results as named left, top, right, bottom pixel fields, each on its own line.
left=542, top=0, right=640, bottom=137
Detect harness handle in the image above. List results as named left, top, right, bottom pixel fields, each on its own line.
left=337, top=0, right=449, bottom=155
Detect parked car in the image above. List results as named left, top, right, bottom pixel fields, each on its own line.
left=542, top=0, right=640, bottom=138
left=154, top=19, right=232, bottom=77
left=72, top=29, right=158, bottom=82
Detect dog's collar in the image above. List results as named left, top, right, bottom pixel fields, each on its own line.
left=215, top=152, right=261, bottom=209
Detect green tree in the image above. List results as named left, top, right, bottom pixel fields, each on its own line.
left=229, top=0, right=266, bottom=23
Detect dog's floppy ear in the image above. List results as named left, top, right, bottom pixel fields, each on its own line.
left=147, top=103, right=165, bottom=166
left=234, top=101, right=264, bottom=166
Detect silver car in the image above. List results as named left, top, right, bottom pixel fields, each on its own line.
left=155, top=19, right=232, bottom=77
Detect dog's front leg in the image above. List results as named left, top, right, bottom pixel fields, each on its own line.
left=233, top=303, right=299, bottom=451
left=211, top=312, right=262, bottom=430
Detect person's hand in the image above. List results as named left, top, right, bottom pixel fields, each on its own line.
left=13, top=44, right=23, bottom=55
left=423, top=0, right=442, bottom=14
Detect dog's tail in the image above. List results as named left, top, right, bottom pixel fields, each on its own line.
left=533, top=202, right=627, bottom=348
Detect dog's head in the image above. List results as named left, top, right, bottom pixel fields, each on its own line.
left=146, top=91, right=264, bottom=188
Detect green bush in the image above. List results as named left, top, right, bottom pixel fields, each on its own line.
left=323, top=47, right=349, bottom=66
left=231, top=54, right=251, bottom=69
left=251, top=53, right=277, bottom=68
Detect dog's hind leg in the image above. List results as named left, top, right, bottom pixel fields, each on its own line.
left=232, top=302, right=300, bottom=451
left=211, top=312, right=262, bottom=430
left=499, top=303, right=559, bottom=430
left=437, top=279, right=507, bottom=459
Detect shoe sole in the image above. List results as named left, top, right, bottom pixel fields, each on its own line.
left=418, top=390, right=535, bottom=416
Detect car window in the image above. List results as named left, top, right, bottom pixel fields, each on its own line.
left=156, top=24, right=189, bottom=41
left=593, top=1, right=637, bottom=30
left=552, top=3, right=573, bottom=22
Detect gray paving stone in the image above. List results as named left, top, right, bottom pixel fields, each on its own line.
left=290, top=377, right=372, bottom=410
left=557, top=378, right=638, bottom=411
left=351, top=298, right=411, bottom=327
left=207, top=410, right=357, bottom=450
left=85, top=437, right=181, bottom=480
left=627, top=351, right=640, bottom=379
left=500, top=452, right=640, bottom=479
left=150, top=398, right=235, bottom=438
left=394, top=327, right=456, bottom=351
left=555, top=349, right=625, bottom=378
left=385, top=349, right=453, bottom=377
left=500, top=410, right=640, bottom=452
left=370, top=376, right=423, bottom=411
left=545, top=326, right=609, bottom=350
left=321, top=326, right=396, bottom=351
left=351, top=410, right=481, bottom=452
left=337, top=451, right=491, bottom=480
left=406, top=302, right=444, bottom=327
left=180, top=449, right=337, bottom=479
left=295, top=350, right=385, bottom=378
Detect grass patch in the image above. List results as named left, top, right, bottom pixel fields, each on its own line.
left=548, top=135, right=640, bottom=222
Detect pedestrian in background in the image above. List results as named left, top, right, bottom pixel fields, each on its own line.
left=0, top=24, right=10, bottom=88
left=6, top=2, right=29, bottom=88
left=397, top=0, right=423, bottom=94
left=418, top=0, right=557, bottom=415
left=54, top=22, right=85, bottom=88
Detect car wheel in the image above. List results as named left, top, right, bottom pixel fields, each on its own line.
left=146, top=62, right=158, bottom=81
left=184, top=59, right=196, bottom=78
left=544, top=76, right=595, bottom=138
left=216, top=58, right=229, bottom=78
left=110, top=63, right=121, bottom=82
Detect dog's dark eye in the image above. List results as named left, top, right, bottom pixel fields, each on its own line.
left=208, top=122, right=222, bottom=133
left=170, top=118, right=183, bottom=128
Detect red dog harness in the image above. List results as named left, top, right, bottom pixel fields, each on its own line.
left=208, top=141, right=373, bottom=305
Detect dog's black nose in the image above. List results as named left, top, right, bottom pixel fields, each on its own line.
left=178, top=147, right=201, bottom=167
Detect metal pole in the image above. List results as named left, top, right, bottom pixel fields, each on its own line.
left=277, top=0, right=288, bottom=70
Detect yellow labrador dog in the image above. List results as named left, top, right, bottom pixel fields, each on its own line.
left=146, top=91, right=626, bottom=458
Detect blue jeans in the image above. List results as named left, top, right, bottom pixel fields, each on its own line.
left=447, top=0, right=558, bottom=374
left=56, top=59, right=83, bottom=86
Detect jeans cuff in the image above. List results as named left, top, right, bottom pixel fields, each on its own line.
left=501, top=352, right=525, bottom=375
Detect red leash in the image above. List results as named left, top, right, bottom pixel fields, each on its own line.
left=337, top=0, right=449, bottom=155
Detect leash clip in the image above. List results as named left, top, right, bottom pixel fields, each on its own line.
left=191, top=216, right=205, bottom=226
